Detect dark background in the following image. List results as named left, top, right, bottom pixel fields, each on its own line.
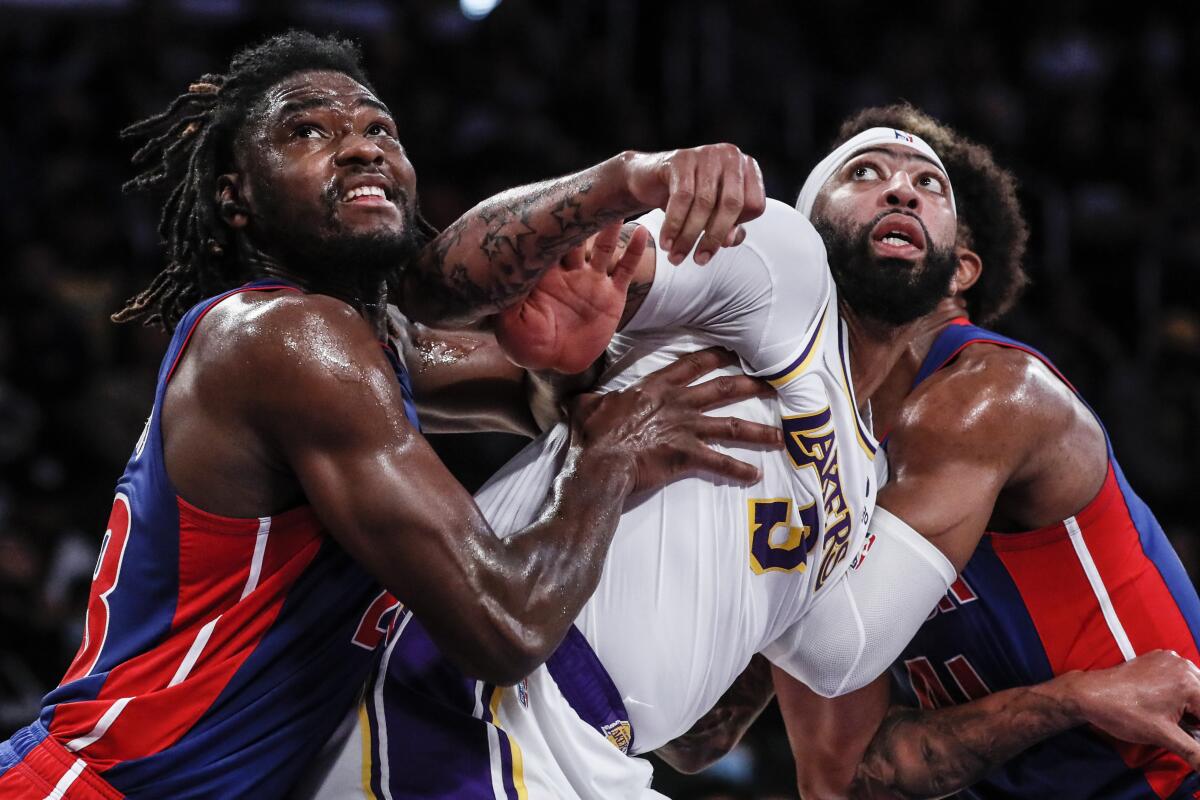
left=2, top=1, right=1198, bottom=797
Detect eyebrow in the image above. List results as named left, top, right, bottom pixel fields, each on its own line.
left=848, top=147, right=946, bottom=177
left=278, top=96, right=393, bottom=117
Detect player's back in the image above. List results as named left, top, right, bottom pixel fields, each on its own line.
left=890, top=321, right=1200, bottom=800
left=0, top=281, right=403, bottom=799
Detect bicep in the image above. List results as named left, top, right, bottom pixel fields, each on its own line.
left=262, top=345, right=501, bottom=630
left=775, top=668, right=892, bottom=799
left=879, top=418, right=1011, bottom=572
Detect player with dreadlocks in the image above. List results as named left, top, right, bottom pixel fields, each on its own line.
left=0, top=30, right=778, bottom=799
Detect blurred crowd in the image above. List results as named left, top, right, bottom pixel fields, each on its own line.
left=2, top=1, right=1198, bottom=796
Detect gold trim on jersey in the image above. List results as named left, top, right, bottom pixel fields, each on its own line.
left=766, top=306, right=830, bottom=388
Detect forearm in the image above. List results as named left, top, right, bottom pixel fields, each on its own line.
left=656, top=654, right=776, bottom=774
left=449, top=446, right=634, bottom=683
left=402, top=153, right=644, bottom=327
left=849, top=678, right=1085, bottom=799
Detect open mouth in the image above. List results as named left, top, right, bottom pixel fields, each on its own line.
left=340, top=185, right=394, bottom=205
left=870, top=214, right=926, bottom=258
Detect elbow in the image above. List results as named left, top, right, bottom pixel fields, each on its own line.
left=452, top=615, right=556, bottom=687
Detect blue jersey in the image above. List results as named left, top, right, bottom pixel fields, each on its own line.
left=0, top=281, right=416, bottom=799
left=889, top=321, right=1200, bottom=800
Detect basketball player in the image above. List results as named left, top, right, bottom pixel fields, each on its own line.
left=0, top=32, right=781, bottom=799
left=306, top=131, right=971, bottom=796
left=661, top=105, right=1200, bottom=800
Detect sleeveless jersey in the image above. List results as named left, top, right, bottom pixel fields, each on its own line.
left=0, top=281, right=415, bottom=799
left=333, top=200, right=890, bottom=799
left=889, top=321, right=1200, bottom=800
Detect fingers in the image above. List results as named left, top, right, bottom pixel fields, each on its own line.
left=740, top=154, right=767, bottom=225
left=588, top=222, right=623, bottom=272
left=659, top=152, right=694, bottom=260
left=680, top=445, right=762, bottom=484
left=1155, top=722, right=1200, bottom=773
left=694, top=415, right=784, bottom=448
left=682, top=374, right=776, bottom=411
left=645, top=347, right=740, bottom=387
left=695, top=155, right=745, bottom=266
left=672, top=158, right=722, bottom=266
left=610, top=225, right=650, bottom=293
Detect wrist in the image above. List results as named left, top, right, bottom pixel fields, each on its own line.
left=566, top=443, right=637, bottom=498
left=1041, top=671, right=1091, bottom=728
left=609, top=150, right=651, bottom=213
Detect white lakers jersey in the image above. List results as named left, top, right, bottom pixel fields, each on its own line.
left=475, top=199, right=883, bottom=753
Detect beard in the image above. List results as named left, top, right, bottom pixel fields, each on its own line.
left=813, top=212, right=958, bottom=327
left=253, top=183, right=424, bottom=293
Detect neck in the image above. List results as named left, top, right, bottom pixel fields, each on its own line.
left=866, top=296, right=970, bottom=433
left=242, top=241, right=390, bottom=337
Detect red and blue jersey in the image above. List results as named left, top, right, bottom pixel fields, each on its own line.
left=889, top=321, right=1200, bottom=800
left=0, top=281, right=415, bottom=799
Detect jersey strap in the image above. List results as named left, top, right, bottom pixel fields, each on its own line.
left=544, top=626, right=634, bottom=755
left=911, top=318, right=1076, bottom=393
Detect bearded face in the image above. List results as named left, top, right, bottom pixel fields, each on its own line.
left=814, top=209, right=959, bottom=327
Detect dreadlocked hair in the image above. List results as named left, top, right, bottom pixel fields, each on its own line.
left=834, top=103, right=1030, bottom=325
left=117, top=30, right=435, bottom=331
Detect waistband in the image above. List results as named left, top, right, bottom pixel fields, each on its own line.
left=543, top=625, right=634, bottom=755
left=0, top=721, right=123, bottom=799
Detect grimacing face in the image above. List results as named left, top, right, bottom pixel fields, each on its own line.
left=227, top=69, right=421, bottom=280
left=811, top=143, right=961, bottom=326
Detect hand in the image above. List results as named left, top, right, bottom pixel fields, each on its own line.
left=494, top=222, right=650, bottom=373
left=623, top=144, right=766, bottom=266
left=568, top=347, right=782, bottom=494
left=1067, top=650, right=1200, bottom=770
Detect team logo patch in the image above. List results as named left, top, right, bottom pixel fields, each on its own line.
left=894, top=129, right=914, bottom=143
left=602, top=720, right=632, bottom=754
left=517, top=678, right=529, bottom=708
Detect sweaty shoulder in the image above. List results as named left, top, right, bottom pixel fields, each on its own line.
left=892, top=343, right=1080, bottom=463
left=188, top=291, right=402, bottom=427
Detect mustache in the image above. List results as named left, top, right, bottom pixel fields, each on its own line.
left=860, top=208, right=933, bottom=249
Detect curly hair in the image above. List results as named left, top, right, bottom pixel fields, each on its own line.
left=833, top=103, right=1030, bottom=324
left=116, top=30, right=437, bottom=331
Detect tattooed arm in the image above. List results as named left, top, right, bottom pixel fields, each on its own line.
left=772, top=651, right=1200, bottom=800
left=400, top=145, right=764, bottom=327
left=655, top=654, right=776, bottom=774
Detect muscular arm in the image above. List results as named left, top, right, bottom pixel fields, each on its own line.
left=402, top=146, right=762, bottom=327
left=245, top=297, right=778, bottom=684
left=776, top=651, right=1200, bottom=800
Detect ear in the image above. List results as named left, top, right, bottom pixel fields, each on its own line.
left=216, top=174, right=251, bottom=229
left=949, top=246, right=982, bottom=295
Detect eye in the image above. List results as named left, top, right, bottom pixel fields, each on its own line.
left=919, top=174, right=945, bottom=194
left=852, top=164, right=880, bottom=181
left=366, top=122, right=394, bottom=137
left=292, top=123, right=324, bottom=139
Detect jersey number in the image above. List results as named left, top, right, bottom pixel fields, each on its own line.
left=748, top=498, right=819, bottom=574
left=904, top=654, right=990, bottom=709
left=352, top=590, right=402, bottom=650
left=63, top=493, right=132, bottom=683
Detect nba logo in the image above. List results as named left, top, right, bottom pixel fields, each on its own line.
left=517, top=678, right=529, bottom=708
left=894, top=130, right=914, bottom=143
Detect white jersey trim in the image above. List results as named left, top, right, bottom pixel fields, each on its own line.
left=1065, top=516, right=1136, bottom=661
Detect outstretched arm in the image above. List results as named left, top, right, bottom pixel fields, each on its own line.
left=775, top=651, right=1200, bottom=800
left=401, top=145, right=763, bottom=327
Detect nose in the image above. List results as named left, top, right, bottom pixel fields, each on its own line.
left=334, top=132, right=385, bottom=167
left=881, top=170, right=920, bottom=211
